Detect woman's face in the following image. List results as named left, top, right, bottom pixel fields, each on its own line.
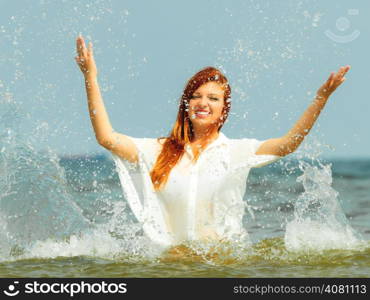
left=188, top=81, right=226, bottom=129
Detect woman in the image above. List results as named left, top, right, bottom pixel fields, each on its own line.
left=75, top=35, right=350, bottom=252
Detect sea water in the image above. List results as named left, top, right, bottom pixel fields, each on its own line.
left=1, top=98, right=370, bottom=277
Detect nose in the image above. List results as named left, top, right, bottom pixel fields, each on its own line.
left=197, top=95, right=209, bottom=107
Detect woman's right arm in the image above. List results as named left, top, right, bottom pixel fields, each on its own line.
left=75, top=35, right=138, bottom=163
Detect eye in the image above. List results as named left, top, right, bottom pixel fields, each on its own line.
left=210, top=97, right=219, bottom=101
left=191, top=95, right=200, bottom=99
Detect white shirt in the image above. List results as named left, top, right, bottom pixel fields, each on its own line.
left=110, top=131, right=281, bottom=248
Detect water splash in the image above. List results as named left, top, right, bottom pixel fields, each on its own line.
left=285, top=160, right=364, bottom=252
left=1, top=91, right=367, bottom=265
left=20, top=220, right=163, bottom=262
left=0, top=94, right=94, bottom=261
left=0, top=93, right=168, bottom=263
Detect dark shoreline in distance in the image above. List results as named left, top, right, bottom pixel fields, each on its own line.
left=56, top=152, right=370, bottom=162
left=56, top=153, right=370, bottom=180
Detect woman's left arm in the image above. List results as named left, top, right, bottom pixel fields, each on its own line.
left=256, top=65, right=351, bottom=157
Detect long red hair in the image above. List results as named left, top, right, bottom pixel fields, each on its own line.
left=150, top=66, right=231, bottom=191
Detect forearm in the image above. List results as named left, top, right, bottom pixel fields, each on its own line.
left=84, top=74, right=114, bottom=144
left=257, top=66, right=349, bottom=157
left=283, top=95, right=328, bottom=152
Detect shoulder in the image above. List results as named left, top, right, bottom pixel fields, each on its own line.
left=123, top=136, right=163, bottom=156
left=157, top=137, right=167, bottom=145
left=228, top=137, right=264, bottom=155
left=122, top=136, right=164, bottom=166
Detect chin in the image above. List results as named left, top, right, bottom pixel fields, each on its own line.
left=190, top=120, right=219, bottom=128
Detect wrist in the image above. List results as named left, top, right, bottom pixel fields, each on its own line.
left=84, top=73, right=97, bottom=81
left=314, top=94, right=328, bottom=103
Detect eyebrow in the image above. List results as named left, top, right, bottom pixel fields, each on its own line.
left=193, top=92, right=222, bottom=97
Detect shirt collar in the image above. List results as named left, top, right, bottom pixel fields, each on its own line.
left=184, top=131, right=229, bottom=158
left=207, top=131, right=229, bottom=151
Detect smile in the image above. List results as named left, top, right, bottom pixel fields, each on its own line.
left=195, top=111, right=210, bottom=118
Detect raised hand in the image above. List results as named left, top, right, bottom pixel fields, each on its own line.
left=75, top=35, right=97, bottom=78
left=316, top=65, right=350, bottom=99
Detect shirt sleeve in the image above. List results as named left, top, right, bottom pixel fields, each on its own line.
left=229, top=138, right=282, bottom=172
left=108, top=136, right=174, bottom=247
left=127, top=136, right=161, bottom=169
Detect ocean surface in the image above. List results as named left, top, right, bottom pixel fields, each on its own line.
left=0, top=140, right=369, bottom=277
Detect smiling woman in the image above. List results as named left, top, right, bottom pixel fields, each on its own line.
left=188, top=81, right=226, bottom=137
left=75, top=34, right=351, bottom=253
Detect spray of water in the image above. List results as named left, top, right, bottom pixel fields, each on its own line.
left=285, top=159, right=365, bottom=252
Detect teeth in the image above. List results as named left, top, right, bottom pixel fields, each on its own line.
left=196, top=111, right=209, bottom=115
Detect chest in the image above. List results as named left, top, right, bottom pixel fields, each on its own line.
left=161, top=146, right=230, bottom=198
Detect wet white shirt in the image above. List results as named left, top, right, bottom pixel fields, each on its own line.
left=110, top=132, right=281, bottom=248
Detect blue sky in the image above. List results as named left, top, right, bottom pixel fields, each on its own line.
left=0, top=0, right=369, bottom=158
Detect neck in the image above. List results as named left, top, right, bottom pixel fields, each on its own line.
left=191, top=125, right=219, bottom=143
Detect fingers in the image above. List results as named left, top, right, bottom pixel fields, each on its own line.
left=341, top=65, right=351, bottom=75
left=318, top=65, right=350, bottom=98
left=75, top=36, right=85, bottom=68
left=75, top=35, right=96, bottom=75
left=337, top=66, right=346, bottom=78
left=88, top=41, right=93, bottom=56
left=80, top=38, right=88, bottom=57
left=328, top=65, right=350, bottom=87
left=76, top=37, right=82, bottom=56
left=325, top=72, right=334, bottom=89
left=327, top=72, right=334, bottom=82
left=335, top=65, right=350, bottom=80
left=76, top=37, right=85, bottom=57
left=326, top=65, right=350, bottom=93
left=76, top=35, right=88, bottom=57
